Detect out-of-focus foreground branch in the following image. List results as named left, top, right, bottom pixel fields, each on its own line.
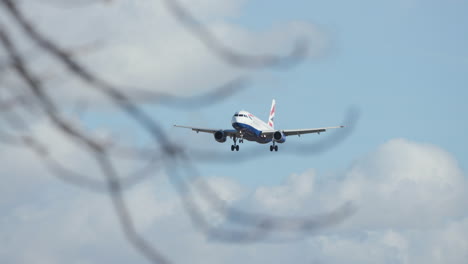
left=0, top=0, right=358, bottom=263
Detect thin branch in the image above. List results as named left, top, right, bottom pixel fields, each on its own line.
left=163, top=0, right=309, bottom=69
left=96, top=151, right=173, bottom=264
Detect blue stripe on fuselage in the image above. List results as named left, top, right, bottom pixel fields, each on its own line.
left=232, top=122, right=271, bottom=143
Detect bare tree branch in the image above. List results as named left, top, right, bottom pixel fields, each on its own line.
left=0, top=1, right=357, bottom=263
left=162, top=0, right=309, bottom=69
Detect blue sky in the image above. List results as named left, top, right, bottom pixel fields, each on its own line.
left=163, top=0, right=468, bottom=184
left=1, top=0, right=468, bottom=263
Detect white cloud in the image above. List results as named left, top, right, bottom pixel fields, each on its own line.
left=1, top=3, right=467, bottom=261
left=1, top=113, right=467, bottom=264
left=180, top=176, right=245, bottom=226
left=2, top=0, right=327, bottom=106
left=336, top=138, right=468, bottom=230
left=253, top=169, right=316, bottom=214
left=238, top=138, right=468, bottom=263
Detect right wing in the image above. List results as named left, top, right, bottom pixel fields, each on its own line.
left=173, top=125, right=239, bottom=137
left=260, top=126, right=344, bottom=137
left=282, top=126, right=344, bottom=136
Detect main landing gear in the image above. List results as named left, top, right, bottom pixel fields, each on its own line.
left=270, top=142, right=278, bottom=152
left=231, top=136, right=240, bottom=151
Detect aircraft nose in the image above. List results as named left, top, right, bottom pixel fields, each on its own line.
left=232, top=116, right=241, bottom=124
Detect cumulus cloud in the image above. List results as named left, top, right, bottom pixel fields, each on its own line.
left=336, top=138, right=468, bottom=230
left=4, top=1, right=467, bottom=263
left=1, top=0, right=327, bottom=106
left=2, top=135, right=467, bottom=264
left=234, top=139, right=468, bottom=262
left=253, top=169, right=316, bottom=214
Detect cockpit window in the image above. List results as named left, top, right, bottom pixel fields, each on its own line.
left=234, top=114, right=239, bottom=116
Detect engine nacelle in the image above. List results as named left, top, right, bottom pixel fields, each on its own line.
left=214, top=130, right=227, bottom=143
left=273, top=131, right=286, bottom=143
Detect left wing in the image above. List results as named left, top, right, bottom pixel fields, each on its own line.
left=261, top=126, right=344, bottom=137
left=174, top=125, right=239, bottom=137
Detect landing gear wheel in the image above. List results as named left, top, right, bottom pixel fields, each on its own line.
left=274, top=145, right=278, bottom=152
left=231, top=137, right=239, bottom=152
left=270, top=145, right=273, bottom=152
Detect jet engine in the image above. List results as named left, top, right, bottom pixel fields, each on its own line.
left=214, top=130, right=227, bottom=143
left=273, top=131, right=286, bottom=143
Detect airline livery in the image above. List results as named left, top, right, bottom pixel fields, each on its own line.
left=174, top=99, right=344, bottom=151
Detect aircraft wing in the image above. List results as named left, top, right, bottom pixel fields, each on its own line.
left=261, top=126, right=344, bottom=137
left=282, top=126, right=344, bottom=136
left=174, top=125, right=240, bottom=137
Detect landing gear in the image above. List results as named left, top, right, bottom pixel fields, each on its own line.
left=231, top=136, right=240, bottom=151
left=270, top=142, right=278, bottom=152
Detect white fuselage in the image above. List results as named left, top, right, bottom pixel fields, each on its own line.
left=231, top=110, right=274, bottom=144
left=174, top=99, right=342, bottom=152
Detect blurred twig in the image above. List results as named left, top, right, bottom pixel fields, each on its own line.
left=0, top=0, right=357, bottom=263
left=163, top=0, right=309, bottom=69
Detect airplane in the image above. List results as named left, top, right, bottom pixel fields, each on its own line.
left=174, top=99, right=344, bottom=151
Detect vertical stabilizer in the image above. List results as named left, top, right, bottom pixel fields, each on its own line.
left=268, top=99, right=276, bottom=129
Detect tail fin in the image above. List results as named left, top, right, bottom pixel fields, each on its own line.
left=268, top=99, right=276, bottom=129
